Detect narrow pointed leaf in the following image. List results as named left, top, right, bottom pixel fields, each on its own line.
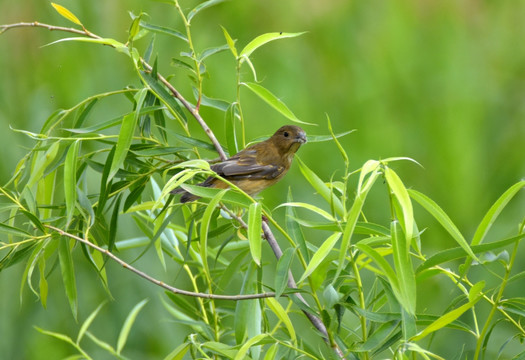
left=336, top=168, right=380, bottom=279
left=27, top=141, right=60, bottom=189
left=412, top=286, right=484, bottom=341
left=77, top=302, right=106, bottom=344
left=234, top=334, right=267, bottom=360
left=239, top=32, right=305, bottom=58
left=20, top=210, right=46, bottom=233
left=356, top=243, right=401, bottom=300
left=248, top=202, right=262, bottom=266
left=391, top=221, right=416, bottom=315
left=286, top=188, right=309, bottom=262
left=299, top=232, right=341, bottom=283
left=109, top=89, right=147, bottom=180
left=409, top=189, right=478, bottom=262
left=417, top=233, right=525, bottom=272
left=266, top=297, right=296, bottom=342
left=139, top=21, right=188, bottom=42
left=51, top=3, right=82, bottom=26
left=221, top=26, right=238, bottom=58
left=117, top=299, right=148, bottom=354
left=385, top=166, right=413, bottom=243
left=472, top=180, right=525, bottom=246
left=187, top=0, right=226, bottom=23
left=275, top=247, right=295, bottom=298
left=276, top=202, right=336, bottom=222
left=296, top=157, right=344, bottom=217
left=58, top=237, right=78, bottom=320
left=224, top=103, right=239, bottom=156
left=242, top=82, right=314, bottom=125
left=306, top=130, right=356, bottom=143
left=200, top=190, right=227, bottom=274
left=64, top=140, right=80, bottom=224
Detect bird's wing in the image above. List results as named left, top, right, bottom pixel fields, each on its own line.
left=211, top=150, right=284, bottom=180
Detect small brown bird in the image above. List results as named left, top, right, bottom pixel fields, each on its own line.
left=174, top=125, right=307, bottom=202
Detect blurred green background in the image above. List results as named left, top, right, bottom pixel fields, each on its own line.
left=1, top=0, right=524, bottom=358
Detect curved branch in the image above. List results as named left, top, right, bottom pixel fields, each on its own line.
left=141, top=62, right=228, bottom=161
left=45, top=225, right=274, bottom=301
left=0, top=21, right=227, bottom=161
left=0, top=21, right=98, bottom=37
left=221, top=205, right=345, bottom=358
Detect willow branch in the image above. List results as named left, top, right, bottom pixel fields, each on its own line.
left=222, top=209, right=344, bottom=358
left=45, top=225, right=274, bottom=301
left=0, top=21, right=100, bottom=37
left=141, top=62, right=228, bottom=161
left=0, top=21, right=227, bottom=161
left=221, top=208, right=329, bottom=336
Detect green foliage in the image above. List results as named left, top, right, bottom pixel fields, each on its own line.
left=1, top=1, right=525, bottom=360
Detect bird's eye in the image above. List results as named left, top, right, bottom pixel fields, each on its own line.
left=283, top=131, right=289, bottom=137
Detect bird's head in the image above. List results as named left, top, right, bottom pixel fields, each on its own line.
left=270, top=125, right=307, bottom=157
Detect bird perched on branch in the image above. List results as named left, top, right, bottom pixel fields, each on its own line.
left=173, top=125, right=307, bottom=203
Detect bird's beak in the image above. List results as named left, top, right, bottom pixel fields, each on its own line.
left=295, top=131, right=307, bottom=144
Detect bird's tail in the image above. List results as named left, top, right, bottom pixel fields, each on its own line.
left=170, top=187, right=199, bottom=203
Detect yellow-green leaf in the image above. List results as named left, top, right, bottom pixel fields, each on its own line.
left=51, top=3, right=83, bottom=26
left=266, top=298, right=296, bottom=342
left=221, top=26, right=238, bottom=58
left=239, top=32, right=305, bottom=59
left=299, top=232, right=341, bottom=283
left=248, top=202, right=262, bottom=266
left=242, top=82, right=314, bottom=125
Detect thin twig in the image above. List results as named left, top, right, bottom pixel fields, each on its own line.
left=222, top=205, right=344, bottom=356
left=0, top=21, right=100, bottom=37
left=141, top=62, right=228, bottom=161
left=0, top=21, right=227, bottom=161
left=45, top=225, right=275, bottom=301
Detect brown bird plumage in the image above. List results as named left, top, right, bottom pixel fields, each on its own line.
left=174, top=125, right=307, bottom=203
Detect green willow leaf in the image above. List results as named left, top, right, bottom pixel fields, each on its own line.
left=224, top=103, right=239, bottom=156
left=336, top=166, right=381, bottom=279
left=299, top=232, right=341, bottom=283
left=472, top=180, right=525, bottom=246
left=27, top=141, right=60, bottom=189
left=385, top=166, right=414, bottom=243
left=140, top=71, right=188, bottom=127
left=306, top=130, right=356, bottom=143
left=277, top=202, right=336, bottom=222
left=187, top=0, right=226, bottom=23
left=417, top=233, right=525, bottom=273
left=64, top=140, right=80, bottom=225
left=412, top=285, right=484, bottom=341
left=117, top=299, right=148, bottom=354
left=199, top=44, right=230, bottom=61
left=58, top=237, right=78, bottom=320
left=200, top=189, right=227, bottom=275
left=109, top=89, right=147, bottom=180
left=248, top=202, right=262, bottom=266
left=265, top=298, right=296, bottom=342
left=234, top=333, right=267, bottom=360
left=239, top=32, right=305, bottom=59
left=286, top=188, right=309, bottom=262
left=409, top=189, right=478, bottom=262
left=0, top=222, right=31, bottom=237
left=275, top=247, right=294, bottom=298
left=77, top=302, right=106, bottom=344
left=139, top=21, right=188, bottom=42
left=221, top=26, right=238, bottom=58
left=241, top=82, right=314, bottom=125
left=296, top=157, right=345, bottom=218
left=391, top=221, right=416, bottom=315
